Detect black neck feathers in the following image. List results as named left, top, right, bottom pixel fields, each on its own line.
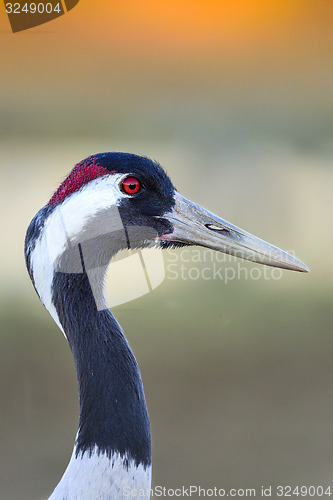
left=51, top=271, right=151, bottom=468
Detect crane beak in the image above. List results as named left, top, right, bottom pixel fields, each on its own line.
left=159, top=192, right=309, bottom=272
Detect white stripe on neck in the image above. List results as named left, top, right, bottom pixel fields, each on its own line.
left=30, top=174, right=128, bottom=333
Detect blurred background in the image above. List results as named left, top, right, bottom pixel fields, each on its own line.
left=0, top=1, right=333, bottom=498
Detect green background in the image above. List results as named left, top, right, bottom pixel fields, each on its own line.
left=0, top=1, right=332, bottom=498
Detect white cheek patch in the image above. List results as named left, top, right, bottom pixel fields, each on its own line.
left=30, top=223, right=66, bottom=335
left=58, top=175, right=126, bottom=241
left=30, top=175, right=134, bottom=330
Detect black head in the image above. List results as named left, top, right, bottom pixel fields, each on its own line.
left=44, top=151, right=308, bottom=273
left=48, top=153, right=177, bottom=246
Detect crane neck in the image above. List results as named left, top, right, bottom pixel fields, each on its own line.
left=52, top=270, right=151, bottom=466
left=25, top=206, right=152, bottom=499
left=48, top=270, right=151, bottom=499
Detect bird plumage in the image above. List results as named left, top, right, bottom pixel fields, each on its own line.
left=25, top=152, right=308, bottom=499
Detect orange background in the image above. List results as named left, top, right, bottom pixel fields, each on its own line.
left=0, top=2, right=333, bottom=499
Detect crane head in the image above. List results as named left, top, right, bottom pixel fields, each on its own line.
left=47, top=152, right=309, bottom=273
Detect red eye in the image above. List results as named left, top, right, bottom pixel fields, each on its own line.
left=121, top=177, right=141, bottom=195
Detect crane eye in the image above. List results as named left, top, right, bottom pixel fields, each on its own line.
left=121, top=176, right=141, bottom=195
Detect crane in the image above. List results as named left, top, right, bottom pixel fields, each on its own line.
left=25, top=152, right=308, bottom=499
